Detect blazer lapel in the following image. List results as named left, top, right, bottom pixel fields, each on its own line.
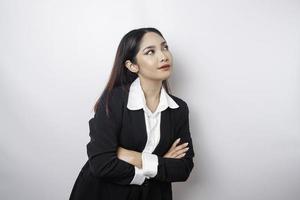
left=153, top=108, right=172, bottom=155
left=122, top=86, right=173, bottom=156
left=135, top=109, right=148, bottom=150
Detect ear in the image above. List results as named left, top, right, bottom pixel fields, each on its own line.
left=125, top=60, right=139, bottom=73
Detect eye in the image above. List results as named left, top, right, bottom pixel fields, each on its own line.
left=146, top=50, right=154, bottom=55
left=164, top=45, right=169, bottom=50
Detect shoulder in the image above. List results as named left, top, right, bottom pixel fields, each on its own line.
left=168, top=93, right=189, bottom=111
left=167, top=93, right=190, bottom=122
left=95, top=86, right=126, bottom=119
left=168, top=94, right=190, bottom=130
left=102, top=85, right=123, bottom=97
left=100, top=86, right=126, bottom=104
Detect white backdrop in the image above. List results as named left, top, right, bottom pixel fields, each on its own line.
left=1, top=0, right=299, bottom=199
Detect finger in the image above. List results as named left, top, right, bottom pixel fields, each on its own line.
left=165, top=152, right=178, bottom=159
left=174, top=142, right=189, bottom=151
left=171, top=147, right=189, bottom=158
left=168, top=151, right=176, bottom=157
left=164, top=152, right=174, bottom=158
left=170, top=138, right=181, bottom=149
left=168, top=143, right=188, bottom=155
left=168, top=146, right=188, bottom=158
left=175, top=147, right=189, bottom=155
left=175, top=153, right=186, bottom=158
left=175, top=153, right=186, bottom=159
left=169, top=138, right=180, bottom=151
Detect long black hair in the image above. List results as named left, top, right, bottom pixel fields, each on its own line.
left=93, top=27, right=173, bottom=117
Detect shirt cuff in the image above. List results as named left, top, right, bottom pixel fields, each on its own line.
left=141, top=152, right=158, bottom=178
left=129, top=166, right=146, bottom=185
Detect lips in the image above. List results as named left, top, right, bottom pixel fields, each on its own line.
left=159, top=64, right=170, bottom=69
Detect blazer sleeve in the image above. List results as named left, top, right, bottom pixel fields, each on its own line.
left=86, top=88, right=135, bottom=185
left=153, top=101, right=195, bottom=182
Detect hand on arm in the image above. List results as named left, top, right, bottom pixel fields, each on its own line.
left=116, top=138, right=190, bottom=167
left=116, top=101, right=194, bottom=184
left=154, top=102, right=195, bottom=183
left=163, top=138, right=189, bottom=159
left=117, top=147, right=143, bottom=169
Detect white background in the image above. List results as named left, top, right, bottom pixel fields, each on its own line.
left=1, top=0, right=299, bottom=199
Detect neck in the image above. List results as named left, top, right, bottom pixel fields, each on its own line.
left=139, top=76, right=162, bottom=101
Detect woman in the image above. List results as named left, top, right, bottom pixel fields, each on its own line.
left=69, top=27, right=195, bottom=200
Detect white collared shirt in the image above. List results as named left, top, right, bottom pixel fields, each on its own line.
left=127, top=76, right=179, bottom=185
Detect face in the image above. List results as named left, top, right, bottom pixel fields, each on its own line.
left=125, top=32, right=173, bottom=81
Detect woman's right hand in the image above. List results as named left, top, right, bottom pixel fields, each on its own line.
left=163, top=138, right=189, bottom=159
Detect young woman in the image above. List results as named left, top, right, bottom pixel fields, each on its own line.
left=69, top=27, right=195, bottom=200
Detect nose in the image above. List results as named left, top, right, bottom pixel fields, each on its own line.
left=160, top=51, right=168, bottom=62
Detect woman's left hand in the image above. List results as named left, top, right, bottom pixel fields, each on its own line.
left=117, top=147, right=142, bottom=169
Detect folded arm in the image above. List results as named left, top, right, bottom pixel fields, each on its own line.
left=117, top=102, right=195, bottom=183
left=154, top=102, right=195, bottom=182
left=87, top=89, right=143, bottom=185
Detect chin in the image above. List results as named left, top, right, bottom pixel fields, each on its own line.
left=160, top=73, right=171, bottom=81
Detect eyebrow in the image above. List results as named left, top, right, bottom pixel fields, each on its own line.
left=142, top=41, right=167, bottom=52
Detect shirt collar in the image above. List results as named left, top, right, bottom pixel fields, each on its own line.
left=127, top=77, right=179, bottom=114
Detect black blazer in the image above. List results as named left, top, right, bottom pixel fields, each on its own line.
left=69, top=85, right=195, bottom=200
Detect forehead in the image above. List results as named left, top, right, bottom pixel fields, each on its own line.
left=140, top=32, right=165, bottom=47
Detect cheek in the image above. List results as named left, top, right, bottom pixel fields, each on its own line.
left=140, top=59, right=157, bottom=71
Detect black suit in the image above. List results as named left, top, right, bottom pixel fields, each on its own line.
left=69, top=85, right=195, bottom=200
